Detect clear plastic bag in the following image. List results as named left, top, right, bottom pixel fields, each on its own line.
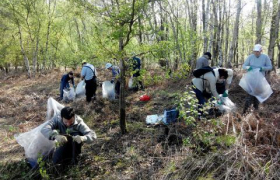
left=128, top=77, right=133, bottom=89
left=239, top=69, right=273, bottom=103
left=15, top=97, right=64, bottom=168
left=76, top=80, right=86, bottom=98
left=102, top=81, right=115, bottom=100
left=63, top=87, right=75, bottom=101
left=218, top=96, right=236, bottom=113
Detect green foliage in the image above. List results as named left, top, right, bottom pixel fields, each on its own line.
left=172, top=63, right=191, bottom=79
left=37, top=156, right=50, bottom=179
left=176, top=90, right=199, bottom=126
left=0, top=160, right=35, bottom=180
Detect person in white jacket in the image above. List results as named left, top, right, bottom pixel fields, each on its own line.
left=242, top=44, right=272, bottom=114
left=192, top=68, right=233, bottom=116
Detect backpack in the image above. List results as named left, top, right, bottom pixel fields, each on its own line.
left=193, top=66, right=215, bottom=78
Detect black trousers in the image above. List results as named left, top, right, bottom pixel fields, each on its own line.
left=243, top=95, right=259, bottom=114
left=85, top=78, right=97, bottom=102
left=52, top=134, right=82, bottom=165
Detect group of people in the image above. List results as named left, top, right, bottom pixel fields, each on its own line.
left=51, top=44, right=272, bottom=167
left=60, top=55, right=144, bottom=102
left=42, top=55, right=145, bottom=168
left=192, top=44, right=272, bottom=116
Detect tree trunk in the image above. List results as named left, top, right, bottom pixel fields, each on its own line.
left=18, top=24, right=31, bottom=78
left=227, top=0, right=241, bottom=68
left=255, top=0, right=262, bottom=44
left=268, top=0, right=280, bottom=68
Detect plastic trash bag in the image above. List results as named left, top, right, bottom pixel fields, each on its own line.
left=102, top=81, right=115, bottom=100
left=76, top=80, right=86, bottom=98
left=15, top=97, right=64, bottom=168
left=239, top=69, right=273, bottom=103
left=217, top=96, right=236, bottom=113
left=63, top=87, right=75, bottom=101
left=145, top=114, right=164, bottom=124
left=128, top=77, right=133, bottom=89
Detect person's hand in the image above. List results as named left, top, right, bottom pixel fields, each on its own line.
left=222, top=90, right=228, bottom=97
left=55, top=135, right=68, bottom=145
left=110, top=80, right=114, bottom=84
left=247, top=66, right=253, bottom=72
left=73, top=135, right=87, bottom=144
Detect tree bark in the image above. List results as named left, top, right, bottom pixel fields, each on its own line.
left=255, top=0, right=262, bottom=44
left=268, top=0, right=280, bottom=69
left=18, top=23, right=31, bottom=78
left=227, top=0, right=241, bottom=68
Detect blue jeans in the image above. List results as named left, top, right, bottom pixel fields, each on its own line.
left=60, top=81, right=70, bottom=99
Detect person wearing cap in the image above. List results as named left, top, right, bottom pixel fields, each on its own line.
left=41, top=107, right=96, bottom=165
left=81, top=60, right=98, bottom=102
left=105, top=63, right=121, bottom=98
left=242, top=44, right=272, bottom=113
left=192, top=68, right=233, bottom=117
left=60, top=71, right=75, bottom=100
left=195, top=52, right=211, bottom=69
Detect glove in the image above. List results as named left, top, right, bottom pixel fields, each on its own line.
left=259, top=67, right=263, bottom=72
left=55, top=135, right=68, bottom=145
left=110, top=80, right=114, bottom=84
left=247, top=66, right=253, bottom=72
left=73, top=135, right=87, bottom=144
left=222, top=90, right=228, bottom=97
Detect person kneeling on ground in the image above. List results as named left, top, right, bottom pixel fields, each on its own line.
left=192, top=68, right=233, bottom=117
left=60, top=71, right=75, bottom=100
left=41, top=107, right=96, bottom=165
left=105, top=63, right=121, bottom=99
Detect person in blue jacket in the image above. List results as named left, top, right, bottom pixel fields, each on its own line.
left=60, top=71, right=75, bottom=100
left=106, top=63, right=121, bottom=98
left=132, top=55, right=144, bottom=91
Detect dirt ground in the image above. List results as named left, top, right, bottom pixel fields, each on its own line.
left=0, top=68, right=280, bottom=179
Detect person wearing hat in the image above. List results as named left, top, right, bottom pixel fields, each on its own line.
left=60, top=71, right=75, bottom=100
left=105, top=63, right=121, bottom=98
left=81, top=60, right=98, bottom=102
left=195, top=52, right=211, bottom=69
left=242, top=44, right=272, bottom=113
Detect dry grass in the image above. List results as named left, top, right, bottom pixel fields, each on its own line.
left=0, top=68, right=279, bottom=179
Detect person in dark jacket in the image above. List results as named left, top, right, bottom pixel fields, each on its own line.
left=60, top=71, right=75, bottom=100
left=132, top=55, right=144, bottom=91
left=41, top=107, right=96, bottom=165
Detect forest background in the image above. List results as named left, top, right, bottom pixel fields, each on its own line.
left=1, top=0, right=280, bottom=179
left=1, top=0, right=279, bottom=74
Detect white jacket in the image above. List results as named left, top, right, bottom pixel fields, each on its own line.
left=192, top=69, right=233, bottom=99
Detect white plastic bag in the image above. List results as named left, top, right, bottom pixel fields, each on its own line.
left=15, top=97, right=64, bottom=168
left=239, top=69, right=273, bottom=103
left=102, top=81, right=115, bottom=100
left=217, top=96, right=236, bottom=113
left=128, top=77, right=133, bottom=89
left=76, top=80, right=86, bottom=98
left=145, top=114, right=164, bottom=124
left=63, top=87, right=75, bottom=101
